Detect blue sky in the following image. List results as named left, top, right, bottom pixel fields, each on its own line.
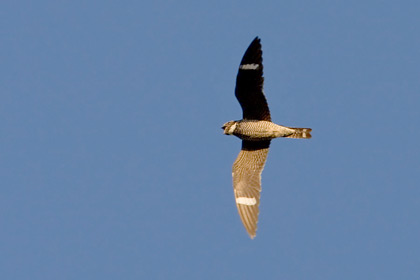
left=1, top=1, right=420, bottom=279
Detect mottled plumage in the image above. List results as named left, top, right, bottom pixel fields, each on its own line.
left=222, top=37, right=312, bottom=239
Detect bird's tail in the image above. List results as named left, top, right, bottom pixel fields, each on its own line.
left=286, top=127, right=312, bottom=139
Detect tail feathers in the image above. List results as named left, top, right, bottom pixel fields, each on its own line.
left=286, top=127, right=312, bottom=139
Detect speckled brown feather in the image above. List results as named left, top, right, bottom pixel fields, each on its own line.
left=232, top=140, right=270, bottom=238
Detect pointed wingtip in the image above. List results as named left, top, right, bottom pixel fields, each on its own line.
left=247, top=227, right=257, bottom=239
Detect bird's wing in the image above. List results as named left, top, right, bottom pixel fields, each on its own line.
left=235, top=37, right=271, bottom=121
left=232, top=140, right=270, bottom=238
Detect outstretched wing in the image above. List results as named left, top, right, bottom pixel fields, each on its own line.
left=235, top=37, right=271, bottom=121
left=232, top=140, right=270, bottom=239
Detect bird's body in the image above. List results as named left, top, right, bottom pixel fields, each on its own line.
left=223, top=37, right=312, bottom=239
left=223, top=120, right=311, bottom=141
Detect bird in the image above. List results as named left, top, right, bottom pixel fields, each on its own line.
left=222, top=37, right=312, bottom=239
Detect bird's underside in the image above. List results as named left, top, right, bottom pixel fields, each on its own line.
left=223, top=37, right=312, bottom=239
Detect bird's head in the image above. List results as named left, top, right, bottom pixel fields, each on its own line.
left=222, top=121, right=238, bottom=135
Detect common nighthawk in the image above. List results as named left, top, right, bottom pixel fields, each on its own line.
left=222, top=37, right=312, bottom=239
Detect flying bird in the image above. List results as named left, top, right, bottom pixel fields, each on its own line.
left=222, top=37, right=312, bottom=239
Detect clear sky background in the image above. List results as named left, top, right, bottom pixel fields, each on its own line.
left=1, top=1, right=420, bottom=279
